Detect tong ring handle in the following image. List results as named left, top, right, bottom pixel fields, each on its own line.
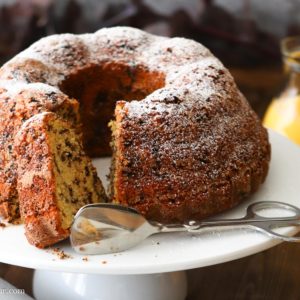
left=246, top=201, right=300, bottom=220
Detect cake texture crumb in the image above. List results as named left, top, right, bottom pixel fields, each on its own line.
left=0, top=222, right=6, bottom=228
left=50, top=247, right=73, bottom=260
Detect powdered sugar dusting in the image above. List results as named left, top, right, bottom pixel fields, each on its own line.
left=0, top=26, right=229, bottom=122
left=0, top=26, right=215, bottom=91
left=0, top=81, right=61, bottom=98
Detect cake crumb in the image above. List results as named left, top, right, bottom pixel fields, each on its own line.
left=82, top=257, right=89, bottom=262
left=0, top=222, right=6, bottom=228
left=51, top=247, right=73, bottom=260
left=101, top=260, right=107, bottom=264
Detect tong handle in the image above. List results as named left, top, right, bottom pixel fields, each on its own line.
left=174, top=201, right=300, bottom=242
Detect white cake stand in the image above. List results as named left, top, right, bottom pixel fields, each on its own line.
left=1, top=130, right=300, bottom=300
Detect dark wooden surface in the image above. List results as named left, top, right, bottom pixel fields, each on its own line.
left=187, top=242, right=300, bottom=300
left=0, top=67, right=297, bottom=299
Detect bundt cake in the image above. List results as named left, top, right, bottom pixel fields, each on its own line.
left=0, top=26, right=270, bottom=246
left=14, top=112, right=106, bottom=248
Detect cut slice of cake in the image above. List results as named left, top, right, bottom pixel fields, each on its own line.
left=14, top=112, right=106, bottom=248
left=0, top=83, right=81, bottom=224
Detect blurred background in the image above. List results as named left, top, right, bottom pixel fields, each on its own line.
left=0, top=0, right=299, bottom=117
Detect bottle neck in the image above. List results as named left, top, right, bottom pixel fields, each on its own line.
left=289, top=69, right=300, bottom=85
left=280, top=61, right=300, bottom=98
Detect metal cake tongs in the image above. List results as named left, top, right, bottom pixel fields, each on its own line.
left=70, top=201, right=300, bottom=255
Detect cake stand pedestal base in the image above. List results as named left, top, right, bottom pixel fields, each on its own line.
left=33, top=269, right=187, bottom=300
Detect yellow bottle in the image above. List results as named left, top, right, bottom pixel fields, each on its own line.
left=263, top=37, right=300, bottom=145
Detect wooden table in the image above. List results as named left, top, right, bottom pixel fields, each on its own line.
left=1, top=67, right=298, bottom=299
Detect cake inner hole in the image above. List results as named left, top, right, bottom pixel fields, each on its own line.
left=60, top=63, right=165, bottom=157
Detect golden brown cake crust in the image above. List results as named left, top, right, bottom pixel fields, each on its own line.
left=114, top=83, right=270, bottom=223
left=0, top=27, right=271, bottom=229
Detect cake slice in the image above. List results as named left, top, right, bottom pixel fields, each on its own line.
left=0, top=83, right=80, bottom=224
left=14, top=112, right=106, bottom=248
